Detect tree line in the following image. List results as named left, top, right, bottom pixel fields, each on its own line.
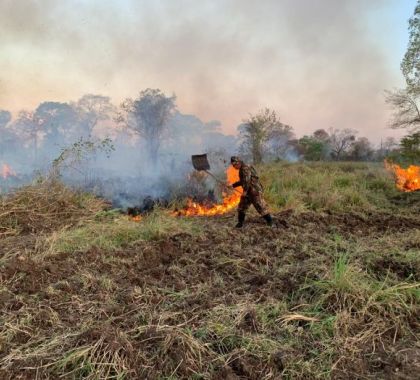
left=237, top=108, right=401, bottom=164
left=0, top=90, right=235, bottom=174
left=0, top=91, right=408, bottom=175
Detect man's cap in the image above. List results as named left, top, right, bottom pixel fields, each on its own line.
left=230, top=156, right=241, bottom=164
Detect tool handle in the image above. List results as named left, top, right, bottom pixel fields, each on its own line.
left=204, top=170, right=242, bottom=195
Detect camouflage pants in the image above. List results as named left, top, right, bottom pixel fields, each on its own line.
left=238, top=190, right=269, bottom=215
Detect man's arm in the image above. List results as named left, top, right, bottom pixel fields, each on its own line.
left=241, top=166, right=252, bottom=192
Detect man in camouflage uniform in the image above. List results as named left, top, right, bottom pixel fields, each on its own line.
left=230, top=156, right=273, bottom=228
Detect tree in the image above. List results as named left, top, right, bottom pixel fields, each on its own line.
left=74, top=94, right=116, bottom=137
left=12, top=110, right=42, bottom=164
left=298, top=136, right=326, bottom=161
left=33, top=102, right=80, bottom=161
left=266, top=122, right=295, bottom=160
left=313, top=128, right=330, bottom=142
left=349, top=137, right=374, bottom=161
left=401, top=0, right=420, bottom=94
left=0, top=110, right=16, bottom=160
left=328, top=128, right=357, bottom=160
left=11, top=103, right=80, bottom=166
left=387, top=2, right=420, bottom=130
left=238, top=108, right=293, bottom=164
left=382, top=137, right=399, bottom=153
left=386, top=89, right=420, bottom=129
left=400, top=131, right=420, bottom=163
left=297, top=129, right=331, bottom=161
left=0, top=110, right=11, bottom=128
left=120, top=89, right=176, bottom=163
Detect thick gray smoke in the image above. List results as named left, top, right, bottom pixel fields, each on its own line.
left=0, top=97, right=237, bottom=208
left=0, top=0, right=406, bottom=142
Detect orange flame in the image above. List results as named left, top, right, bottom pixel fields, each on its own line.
left=1, top=163, right=16, bottom=179
left=175, top=166, right=243, bottom=216
left=131, top=215, right=142, bottom=222
left=385, top=160, right=420, bottom=192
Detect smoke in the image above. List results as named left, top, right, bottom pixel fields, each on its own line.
left=0, top=98, right=237, bottom=207
left=0, top=0, right=407, bottom=143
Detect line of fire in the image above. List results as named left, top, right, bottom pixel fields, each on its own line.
left=1, top=159, right=419, bottom=222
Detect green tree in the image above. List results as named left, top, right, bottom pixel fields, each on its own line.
left=400, top=131, right=420, bottom=163
left=298, top=136, right=326, bottom=161
left=297, top=129, right=331, bottom=161
left=349, top=137, right=374, bottom=161
left=387, top=1, right=420, bottom=130
left=238, top=108, right=293, bottom=164
left=401, top=1, right=420, bottom=94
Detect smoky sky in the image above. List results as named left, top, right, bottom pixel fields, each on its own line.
left=0, top=0, right=415, bottom=143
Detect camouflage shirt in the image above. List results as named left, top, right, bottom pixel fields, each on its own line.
left=233, top=164, right=263, bottom=193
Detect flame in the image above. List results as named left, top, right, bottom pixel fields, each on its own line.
left=175, top=165, right=243, bottom=216
left=131, top=215, right=142, bottom=222
left=1, top=163, right=16, bottom=179
left=385, top=160, right=420, bottom=192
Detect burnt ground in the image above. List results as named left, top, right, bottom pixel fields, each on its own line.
left=1, top=209, right=419, bottom=379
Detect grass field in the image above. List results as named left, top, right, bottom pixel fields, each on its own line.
left=0, top=162, right=419, bottom=379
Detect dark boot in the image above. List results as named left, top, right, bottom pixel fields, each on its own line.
left=236, top=211, right=245, bottom=228
left=263, top=214, right=273, bottom=226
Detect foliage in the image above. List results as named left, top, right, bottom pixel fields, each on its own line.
left=0, top=111, right=18, bottom=159
left=298, top=135, right=329, bottom=161
left=348, top=137, right=374, bottom=161
left=238, top=108, right=293, bottom=164
left=328, top=128, right=357, bottom=160
left=400, top=131, right=420, bottom=163
left=74, top=94, right=116, bottom=137
left=386, top=88, right=420, bottom=129
left=52, top=137, right=115, bottom=177
left=119, top=88, right=176, bottom=163
left=0, top=110, right=11, bottom=128
left=401, top=0, right=420, bottom=94
left=387, top=1, right=420, bottom=131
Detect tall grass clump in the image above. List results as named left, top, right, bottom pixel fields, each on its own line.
left=297, top=252, right=420, bottom=377
left=0, top=178, right=106, bottom=237
left=260, top=161, right=398, bottom=212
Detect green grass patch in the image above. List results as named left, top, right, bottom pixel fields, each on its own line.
left=259, top=161, right=401, bottom=212
left=46, top=209, right=202, bottom=254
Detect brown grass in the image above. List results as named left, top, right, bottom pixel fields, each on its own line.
left=0, top=179, right=106, bottom=237
left=1, top=163, right=419, bottom=379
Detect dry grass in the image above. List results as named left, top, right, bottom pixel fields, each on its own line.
left=1, top=163, right=420, bottom=379
left=0, top=179, right=106, bottom=237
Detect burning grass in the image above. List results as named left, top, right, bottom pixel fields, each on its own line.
left=1, top=162, right=419, bottom=379
left=385, top=160, right=420, bottom=192
left=173, top=165, right=243, bottom=216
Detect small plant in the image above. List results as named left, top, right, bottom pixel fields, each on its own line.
left=51, top=137, right=115, bottom=178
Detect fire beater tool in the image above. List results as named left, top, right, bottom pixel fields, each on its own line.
left=191, top=154, right=242, bottom=194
